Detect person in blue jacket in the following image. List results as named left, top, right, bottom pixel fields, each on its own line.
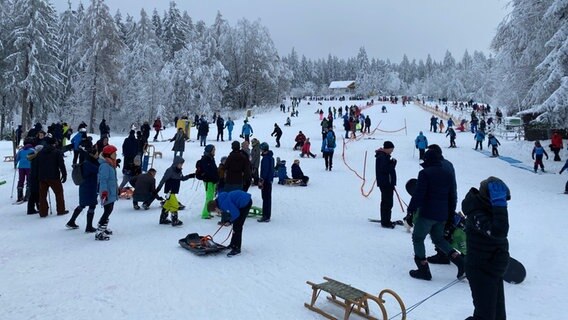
left=321, top=127, right=336, bottom=171
left=66, top=147, right=100, bottom=232
left=225, top=117, right=235, bottom=141
left=96, top=145, right=119, bottom=241
left=258, top=142, right=274, bottom=222
left=241, top=120, right=253, bottom=142
left=474, top=130, right=485, bottom=151
left=532, top=140, right=549, bottom=172
left=415, top=131, right=428, bottom=160
left=15, top=144, right=35, bottom=203
left=71, top=128, right=87, bottom=165
left=207, top=190, right=253, bottom=257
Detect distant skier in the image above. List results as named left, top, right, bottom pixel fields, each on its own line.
left=415, top=131, right=428, bottom=160
left=446, top=127, right=457, bottom=148
left=487, top=134, right=501, bottom=157
left=474, top=130, right=485, bottom=151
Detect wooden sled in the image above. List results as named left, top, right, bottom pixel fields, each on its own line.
left=248, top=206, right=263, bottom=217
left=305, top=277, right=406, bottom=320
left=178, top=233, right=228, bottom=255
left=284, top=178, right=305, bottom=186
left=4, top=155, right=14, bottom=162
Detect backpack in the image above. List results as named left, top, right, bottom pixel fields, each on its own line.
left=195, top=159, right=205, bottom=180
left=71, top=163, right=84, bottom=185
left=326, top=134, right=336, bottom=149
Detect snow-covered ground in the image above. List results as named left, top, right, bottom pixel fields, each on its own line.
left=1, top=100, right=566, bottom=319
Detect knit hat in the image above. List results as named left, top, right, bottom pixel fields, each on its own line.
left=383, top=141, right=395, bottom=149
left=479, top=176, right=511, bottom=201
left=204, top=144, right=215, bottom=154
left=259, top=142, right=269, bottom=151
left=231, top=141, right=240, bottom=151
left=102, top=145, right=117, bottom=157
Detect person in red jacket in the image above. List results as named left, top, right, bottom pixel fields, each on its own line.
left=152, top=117, right=162, bottom=142
left=293, top=131, right=306, bottom=150
left=550, top=131, right=563, bottom=161
left=300, top=138, right=316, bottom=158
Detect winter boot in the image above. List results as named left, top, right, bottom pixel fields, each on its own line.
left=409, top=257, right=432, bottom=281
left=66, top=207, right=82, bottom=229
left=427, top=248, right=451, bottom=264
left=95, top=224, right=110, bottom=241
left=16, top=187, right=24, bottom=203
left=171, top=212, right=183, bottom=227
left=159, top=209, right=171, bottom=225
left=85, top=210, right=96, bottom=233
left=450, top=250, right=465, bottom=279
left=133, top=204, right=141, bottom=210
left=227, top=247, right=241, bottom=257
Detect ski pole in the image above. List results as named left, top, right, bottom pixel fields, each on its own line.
left=10, top=168, right=17, bottom=199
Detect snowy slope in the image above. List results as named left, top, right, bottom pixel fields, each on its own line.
left=0, top=100, right=566, bottom=319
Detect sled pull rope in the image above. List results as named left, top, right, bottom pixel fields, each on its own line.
left=394, top=187, right=408, bottom=213
left=388, top=278, right=461, bottom=320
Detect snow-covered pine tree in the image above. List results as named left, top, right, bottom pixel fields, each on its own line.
left=73, top=0, right=124, bottom=133
left=161, top=1, right=189, bottom=61
left=119, top=8, right=165, bottom=125
left=5, top=0, right=63, bottom=131
left=58, top=0, right=80, bottom=112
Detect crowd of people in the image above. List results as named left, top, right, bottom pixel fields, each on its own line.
left=9, top=97, right=567, bottom=320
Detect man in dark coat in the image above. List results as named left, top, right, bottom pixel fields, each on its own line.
left=131, top=168, right=161, bottom=210
left=406, top=149, right=463, bottom=281
left=122, top=130, right=138, bottom=166
left=224, top=141, right=252, bottom=192
left=198, top=118, right=209, bottom=147
left=258, top=142, right=274, bottom=222
left=26, top=145, right=43, bottom=215
left=99, top=119, right=110, bottom=137
left=216, top=115, right=225, bottom=141
left=375, top=141, right=397, bottom=228
left=271, top=123, right=283, bottom=148
left=37, top=137, right=68, bottom=217
left=462, top=177, right=510, bottom=320
left=141, top=121, right=151, bottom=142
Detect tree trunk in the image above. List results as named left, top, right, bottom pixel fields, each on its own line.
left=89, top=55, right=98, bottom=134
left=21, top=53, right=30, bottom=132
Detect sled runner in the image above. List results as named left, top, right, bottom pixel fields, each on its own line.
left=504, top=257, right=526, bottom=284
left=305, top=276, right=406, bottom=320
left=178, top=233, right=228, bottom=255
left=368, top=219, right=404, bottom=226
left=284, top=178, right=304, bottom=186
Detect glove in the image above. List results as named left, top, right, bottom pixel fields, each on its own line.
left=487, top=181, right=509, bottom=207
left=187, top=173, right=196, bottom=179
left=61, top=175, right=67, bottom=183
left=220, top=211, right=231, bottom=224
left=258, top=180, right=264, bottom=190
left=101, top=191, right=109, bottom=204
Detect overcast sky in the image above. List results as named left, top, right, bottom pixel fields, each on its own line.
left=52, top=0, right=510, bottom=63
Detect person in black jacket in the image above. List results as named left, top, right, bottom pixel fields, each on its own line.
left=216, top=116, right=225, bottom=141
left=37, top=137, right=68, bottom=217
left=122, top=130, right=138, bottom=166
left=406, top=149, right=464, bottom=281
left=156, top=156, right=194, bottom=226
left=271, top=123, right=283, bottom=148
left=198, top=144, right=219, bottom=219
left=99, top=119, right=110, bottom=137
left=375, top=141, right=397, bottom=228
left=131, top=168, right=162, bottom=210
left=224, top=141, right=251, bottom=192
left=198, top=118, right=209, bottom=147
left=258, top=143, right=274, bottom=222
left=462, top=177, right=510, bottom=320
left=141, top=121, right=151, bottom=142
